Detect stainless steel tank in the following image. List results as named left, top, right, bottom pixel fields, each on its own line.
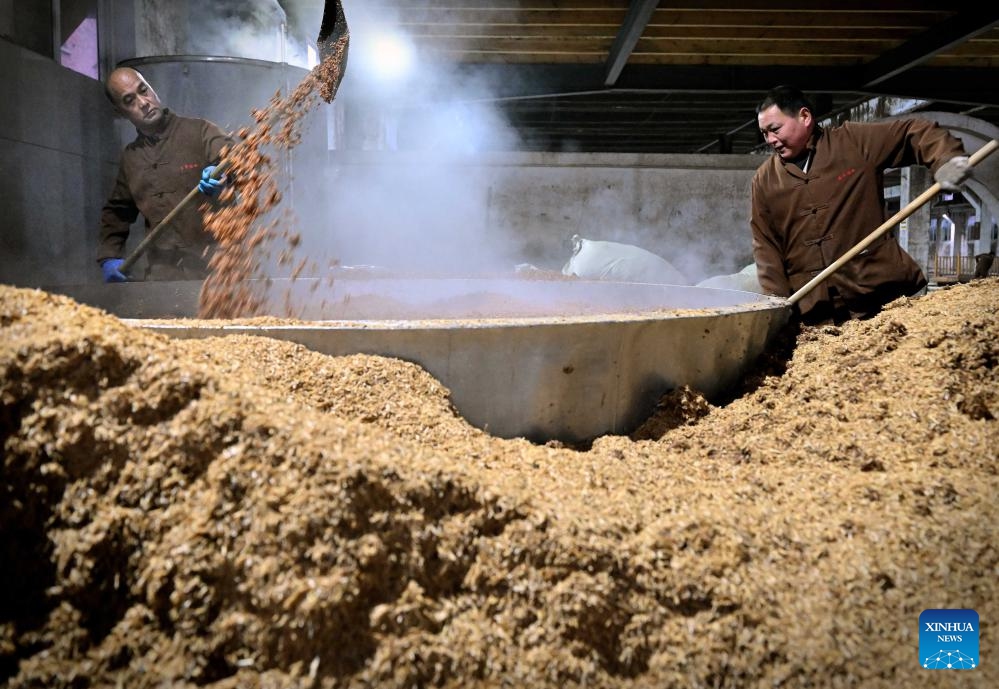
left=50, top=277, right=789, bottom=443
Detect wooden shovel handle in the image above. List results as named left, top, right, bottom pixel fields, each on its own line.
left=119, top=161, right=229, bottom=273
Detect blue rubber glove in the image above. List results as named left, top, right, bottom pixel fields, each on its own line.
left=198, top=165, right=225, bottom=197
left=100, top=258, right=128, bottom=283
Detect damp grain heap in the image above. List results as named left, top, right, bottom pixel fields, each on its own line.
left=1, top=279, right=996, bottom=688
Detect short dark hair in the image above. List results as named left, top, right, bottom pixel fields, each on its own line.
left=756, top=85, right=814, bottom=116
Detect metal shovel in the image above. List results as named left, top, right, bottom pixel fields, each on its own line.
left=316, top=0, right=350, bottom=103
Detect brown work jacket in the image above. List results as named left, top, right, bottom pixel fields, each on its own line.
left=97, top=110, right=233, bottom=268
left=750, top=118, right=964, bottom=318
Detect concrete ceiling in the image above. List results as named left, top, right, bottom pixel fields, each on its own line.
left=303, top=1, right=999, bottom=153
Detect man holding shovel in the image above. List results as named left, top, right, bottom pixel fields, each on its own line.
left=751, top=85, right=972, bottom=324
left=97, top=67, right=233, bottom=282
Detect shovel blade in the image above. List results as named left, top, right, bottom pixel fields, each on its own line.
left=316, top=0, right=349, bottom=103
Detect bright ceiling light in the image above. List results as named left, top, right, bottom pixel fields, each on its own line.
left=366, top=31, right=413, bottom=81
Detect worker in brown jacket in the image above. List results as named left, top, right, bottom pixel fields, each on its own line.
left=751, top=85, right=972, bottom=323
left=97, top=67, right=234, bottom=282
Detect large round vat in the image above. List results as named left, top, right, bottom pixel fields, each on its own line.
left=50, top=277, right=789, bottom=442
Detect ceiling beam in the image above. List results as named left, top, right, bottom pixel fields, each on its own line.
left=869, top=69, right=999, bottom=107
left=459, top=63, right=860, bottom=100
left=603, top=0, right=659, bottom=87
left=861, top=8, right=999, bottom=87
left=454, top=63, right=999, bottom=108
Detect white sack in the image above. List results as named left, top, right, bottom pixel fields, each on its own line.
left=561, top=235, right=689, bottom=285
left=695, top=263, right=764, bottom=293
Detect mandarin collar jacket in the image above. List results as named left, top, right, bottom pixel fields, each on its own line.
left=98, top=110, right=233, bottom=263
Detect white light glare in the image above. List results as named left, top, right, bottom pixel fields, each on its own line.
left=368, top=32, right=414, bottom=81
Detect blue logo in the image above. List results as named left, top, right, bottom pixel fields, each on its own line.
left=920, top=609, right=978, bottom=670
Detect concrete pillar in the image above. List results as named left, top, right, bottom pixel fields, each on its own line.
left=899, top=166, right=933, bottom=280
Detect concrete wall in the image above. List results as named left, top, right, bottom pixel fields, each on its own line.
left=325, top=151, right=765, bottom=283
left=489, top=153, right=764, bottom=280
left=0, top=37, right=121, bottom=287
left=0, top=0, right=52, bottom=57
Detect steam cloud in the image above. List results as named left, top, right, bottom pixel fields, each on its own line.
left=286, top=0, right=531, bottom=276
left=181, top=0, right=753, bottom=283
left=183, top=0, right=310, bottom=66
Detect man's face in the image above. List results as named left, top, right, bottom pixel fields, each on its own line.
left=108, top=69, right=164, bottom=133
left=757, top=104, right=813, bottom=161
